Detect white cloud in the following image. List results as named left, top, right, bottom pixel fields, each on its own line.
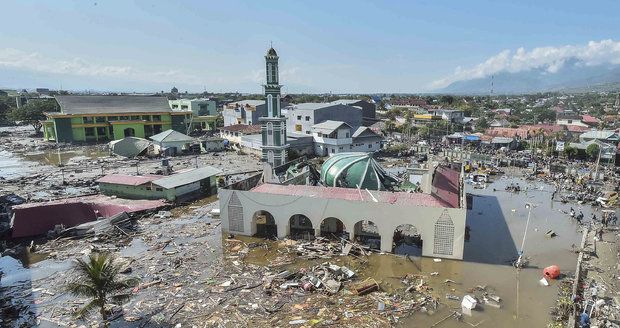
left=430, top=39, right=620, bottom=89
left=0, top=48, right=212, bottom=86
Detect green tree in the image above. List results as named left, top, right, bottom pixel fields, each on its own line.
left=564, top=145, right=578, bottom=159
left=8, top=100, right=58, bottom=134
left=67, top=253, right=139, bottom=325
left=0, top=96, right=16, bottom=123
left=475, top=117, right=489, bottom=132
left=586, top=143, right=600, bottom=160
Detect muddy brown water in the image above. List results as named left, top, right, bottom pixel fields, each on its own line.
left=239, top=176, right=591, bottom=327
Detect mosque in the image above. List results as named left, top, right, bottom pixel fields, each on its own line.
left=218, top=47, right=466, bottom=260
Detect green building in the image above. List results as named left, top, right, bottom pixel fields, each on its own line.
left=43, top=95, right=215, bottom=143
left=96, top=166, right=222, bottom=202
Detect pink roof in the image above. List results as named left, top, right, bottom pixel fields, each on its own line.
left=250, top=184, right=455, bottom=208
left=11, top=196, right=167, bottom=238
left=581, top=114, right=599, bottom=124
left=96, top=174, right=160, bottom=186
left=566, top=125, right=590, bottom=133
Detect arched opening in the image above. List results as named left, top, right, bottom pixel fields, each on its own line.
left=124, top=127, right=135, bottom=137
left=253, top=210, right=277, bottom=238
left=289, top=214, right=314, bottom=240
left=320, top=217, right=348, bottom=239
left=353, top=220, right=381, bottom=250
left=393, top=224, right=423, bottom=256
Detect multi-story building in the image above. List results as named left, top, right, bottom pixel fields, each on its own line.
left=284, top=103, right=363, bottom=136
left=169, top=98, right=217, bottom=116
left=311, top=120, right=382, bottom=156
left=260, top=47, right=289, bottom=167
left=328, top=99, right=376, bottom=123
left=43, top=96, right=195, bottom=142
left=222, top=100, right=265, bottom=126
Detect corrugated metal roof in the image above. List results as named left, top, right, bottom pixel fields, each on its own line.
left=312, top=120, right=350, bottom=133
left=251, top=184, right=453, bottom=207
left=97, top=174, right=160, bottom=186
left=150, top=129, right=194, bottom=143
left=153, top=166, right=222, bottom=189
left=580, top=130, right=617, bottom=140
left=56, top=95, right=171, bottom=115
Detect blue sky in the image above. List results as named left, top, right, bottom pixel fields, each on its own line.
left=1, top=0, right=619, bottom=93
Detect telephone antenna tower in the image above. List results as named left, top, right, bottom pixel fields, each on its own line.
left=490, top=75, right=494, bottom=96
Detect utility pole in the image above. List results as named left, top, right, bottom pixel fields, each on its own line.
left=594, top=145, right=602, bottom=181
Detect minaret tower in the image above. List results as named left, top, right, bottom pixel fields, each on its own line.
left=260, top=46, right=288, bottom=168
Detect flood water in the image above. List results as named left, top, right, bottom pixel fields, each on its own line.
left=240, top=175, right=588, bottom=327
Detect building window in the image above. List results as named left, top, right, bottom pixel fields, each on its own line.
left=83, top=117, right=94, bottom=123
left=276, top=95, right=281, bottom=114
left=153, top=115, right=161, bottom=122
left=297, top=115, right=302, bottom=120
left=267, top=122, right=274, bottom=145
left=95, top=116, right=105, bottom=123
left=305, top=131, right=310, bottom=135
left=339, top=146, right=343, bottom=150
left=368, top=144, right=372, bottom=149
left=345, top=132, right=349, bottom=138
left=85, top=127, right=95, bottom=136
left=268, top=150, right=274, bottom=164
left=305, top=116, right=310, bottom=121
left=131, top=115, right=140, bottom=120
left=350, top=145, right=353, bottom=149
left=142, top=115, right=151, bottom=121
left=295, top=124, right=302, bottom=132
left=267, top=63, right=273, bottom=83
left=96, top=127, right=106, bottom=137
left=108, top=116, right=118, bottom=121
left=181, top=105, right=188, bottom=109
left=267, top=94, right=273, bottom=117
left=156, top=188, right=163, bottom=191
left=331, top=148, right=335, bottom=153
left=172, top=104, right=178, bottom=109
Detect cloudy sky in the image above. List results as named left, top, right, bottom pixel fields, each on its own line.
left=1, top=0, right=619, bottom=93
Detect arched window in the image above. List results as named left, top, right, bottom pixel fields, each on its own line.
left=276, top=94, right=281, bottom=115
left=274, top=65, right=278, bottom=83
left=267, top=64, right=272, bottom=83
left=280, top=123, right=286, bottom=144
left=267, top=150, right=274, bottom=164
left=267, top=122, right=274, bottom=145
left=267, top=94, right=273, bottom=117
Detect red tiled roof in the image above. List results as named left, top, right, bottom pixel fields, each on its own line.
left=220, top=124, right=262, bottom=134
left=566, top=125, right=590, bottom=133
left=96, top=174, right=160, bottom=186
left=581, top=114, right=599, bottom=124
left=250, top=184, right=455, bottom=208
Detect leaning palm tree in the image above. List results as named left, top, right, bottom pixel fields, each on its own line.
left=67, top=253, right=139, bottom=326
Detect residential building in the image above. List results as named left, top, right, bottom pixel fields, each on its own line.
left=556, top=113, right=589, bottom=127
left=220, top=124, right=262, bottom=144
left=431, top=109, right=464, bottom=123
left=328, top=99, right=377, bottom=122
left=97, top=167, right=222, bottom=201
left=490, top=118, right=510, bottom=128
left=312, top=120, right=382, bottom=156
left=43, top=96, right=195, bottom=142
left=579, top=130, right=620, bottom=145
left=223, top=100, right=265, bottom=126
left=285, top=103, right=363, bottom=136
left=150, top=129, right=194, bottom=155
left=169, top=98, right=217, bottom=116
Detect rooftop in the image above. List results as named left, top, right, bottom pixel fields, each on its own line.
left=96, top=174, right=160, bottom=186
left=220, top=124, right=262, bottom=134
left=288, top=103, right=339, bottom=111
left=251, top=184, right=454, bottom=207
left=55, top=95, right=172, bottom=115
left=150, top=129, right=193, bottom=143
left=312, top=120, right=351, bottom=133
left=153, top=167, right=222, bottom=189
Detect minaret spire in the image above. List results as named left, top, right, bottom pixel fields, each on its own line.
left=260, top=46, right=288, bottom=169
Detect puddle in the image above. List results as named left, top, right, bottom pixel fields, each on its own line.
left=0, top=150, right=38, bottom=179
left=23, top=148, right=110, bottom=166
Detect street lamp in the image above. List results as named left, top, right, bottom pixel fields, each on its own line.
left=515, top=202, right=534, bottom=269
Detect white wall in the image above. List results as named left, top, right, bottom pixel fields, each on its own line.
left=219, top=188, right=466, bottom=259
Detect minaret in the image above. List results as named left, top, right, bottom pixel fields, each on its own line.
left=260, top=46, right=289, bottom=169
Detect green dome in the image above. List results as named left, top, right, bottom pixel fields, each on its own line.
left=320, top=152, right=397, bottom=191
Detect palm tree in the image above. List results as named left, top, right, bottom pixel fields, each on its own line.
left=67, top=253, right=139, bottom=325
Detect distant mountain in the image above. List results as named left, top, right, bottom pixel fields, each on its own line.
left=437, top=61, right=620, bottom=94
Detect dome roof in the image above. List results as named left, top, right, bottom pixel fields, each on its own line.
left=320, top=152, right=398, bottom=191
left=267, top=47, right=278, bottom=57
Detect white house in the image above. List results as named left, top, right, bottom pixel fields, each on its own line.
left=150, top=129, right=194, bottom=155
left=312, top=120, right=382, bottom=156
